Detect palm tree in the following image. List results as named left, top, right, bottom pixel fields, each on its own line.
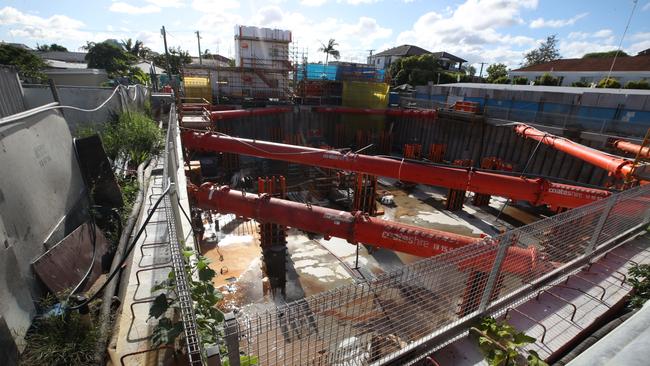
left=318, top=39, right=340, bottom=65
left=121, top=38, right=144, bottom=57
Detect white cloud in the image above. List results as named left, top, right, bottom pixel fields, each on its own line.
left=343, top=0, right=381, bottom=4
left=394, top=0, right=539, bottom=67
left=145, top=0, right=185, bottom=7
left=529, top=12, right=588, bottom=28
left=643, top=2, right=650, bottom=11
left=109, top=2, right=161, bottom=14
left=301, top=0, right=328, bottom=6
left=559, top=40, right=618, bottom=59
left=191, top=0, right=239, bottom=12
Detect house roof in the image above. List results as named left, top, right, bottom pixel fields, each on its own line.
left=374, top=44, right=431, bottom=57
left=513, top=55, right=650, bottom=72
left=0, top=42, right=31, bottom=50
left=36, top=51, right=87, bottom=63
left=431, top=51, right=467, bottom=63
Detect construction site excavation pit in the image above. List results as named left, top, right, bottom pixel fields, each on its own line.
left=179, top=103, right=622, bottom=314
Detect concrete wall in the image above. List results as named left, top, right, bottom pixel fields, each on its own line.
left=0, top=109, right=87, bottom=355
left=22, top=84, right=149, bottom=133
left=0, top=67, right=25, bottom=118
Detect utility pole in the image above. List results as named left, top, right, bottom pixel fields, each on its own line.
left=161, top=26, right=172, bottom=80
left=478, top=62, right=487, bottom=78
left=367, top=49, right=375, bottom=64
left=196, top=31, right=202, bottom=65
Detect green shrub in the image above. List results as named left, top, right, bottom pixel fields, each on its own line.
left=493, top=76, right=510, bottom=84
left=625, top=80, right=650, bottom=90
left=597, top=77, right=621, bottom=89
left=571, top=81, right=590, bottom=87
left=102, top=112, right=162, bottom=164
left=512, top=77, right=528, bottom=85
left=537, top=73, right=559, bottom=86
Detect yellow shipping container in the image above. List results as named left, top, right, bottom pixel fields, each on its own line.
left=183, top=76, right=213, bottom=103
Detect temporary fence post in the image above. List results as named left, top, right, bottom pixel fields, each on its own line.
left=478, top=234, right=512, bottom=313
left=224, top=312, right=241, bottom=366
left=585, top=194, right=619, bottom=255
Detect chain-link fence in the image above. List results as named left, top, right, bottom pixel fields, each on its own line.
left=215, top=182, right=650, bottom=366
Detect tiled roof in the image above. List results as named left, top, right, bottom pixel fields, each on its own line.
left=374, top=44, right=431, bottom=57
left=513, top=56, right=650, bottom=72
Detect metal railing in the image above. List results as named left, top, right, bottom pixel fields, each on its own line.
left=164, top=102, right=650, bottom=365
left=164, top=103, right=206, bottom=365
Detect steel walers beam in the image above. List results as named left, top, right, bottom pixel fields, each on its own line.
left=191, top=183, right=540, bottom=275
left=312, top=106, right=438, bottom=119
left=613, top=139, right=650, bottom=159
left=181, top=131, right=611, bottom=209
left=208, top=107, right=292, bottom=121
left=514, top=124, right=635, bottom=179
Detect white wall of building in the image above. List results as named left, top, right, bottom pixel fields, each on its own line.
left=509, top=70, right=650, bottom=86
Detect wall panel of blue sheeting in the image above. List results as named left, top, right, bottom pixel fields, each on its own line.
left=406, top=93, right=650, bottom=136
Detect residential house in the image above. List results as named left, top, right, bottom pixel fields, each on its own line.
left=509, top=55, right=650, bottom=87
left=368, top=44, right=466, bottom=71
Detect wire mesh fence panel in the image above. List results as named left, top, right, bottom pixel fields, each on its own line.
left=216, top=183, right=650, bottom=366
left=226, top=243, right=503, bottom=365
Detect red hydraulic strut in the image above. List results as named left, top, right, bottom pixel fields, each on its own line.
left=514, top=124, right=635, bottom=179
left=312, top=106, right=438, bottom=119
left=208, top=107, right=292, bottom=121
left=181, top=131, right=611, bottom=209
left=190, top=183, right=539, bottom=275
left=613, top=139, right=650, bottom=159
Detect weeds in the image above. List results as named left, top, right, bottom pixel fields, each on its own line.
left=20, top=294, right=100, bottom=366
left=472, top=316, right=547, bottom=366
left=102, top=111, right=162, bottom=165
left=74, top=110, right=162, bottom=166
left=627, top=263, right=650, bottom=309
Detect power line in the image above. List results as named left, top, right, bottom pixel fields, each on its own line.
left=605, top=0, right=638, bottom=84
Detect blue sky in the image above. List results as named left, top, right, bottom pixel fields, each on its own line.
left=1, top=0, right=649, bottom=69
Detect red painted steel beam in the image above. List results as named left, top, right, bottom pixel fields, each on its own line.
left=514, top=124, right=635, bottom=179
left=312, top=106, right=438, bottom=119
left=181, top=131, right=611, bottom=209
left=613, top=140, right=650, bottom=159
left=209, top=107, right=292, bottom=121
left=191, top=183, right=539, bottom=275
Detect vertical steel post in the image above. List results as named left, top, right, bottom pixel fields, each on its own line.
left=478, top=234, right=512, bottom=313
left=585, top=194, right=619, bottom=255
left=224, top=312, right=241, bottom=366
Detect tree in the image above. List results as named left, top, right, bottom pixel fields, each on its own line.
left=522, top=35, right=561, bottom=67
left=0, top=44, right=47, bottom=80
left=486, top=63, right=507, bottom=83
left=583, top=50, right=629, bottom=58
left=36, top=43, right=68, bottom=52
left=85, top=41, right=134, bottom=77
left=596, top=77, right=621, bottom=89
left=318, top=39, right=340, bottom=65
left=462, top=64, right=477, bottom=77
left=388, top=54, right=443, bottom=85
left=121, top=38, right=151, bottom=59
left=152, top=47, right=191, bottom=75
